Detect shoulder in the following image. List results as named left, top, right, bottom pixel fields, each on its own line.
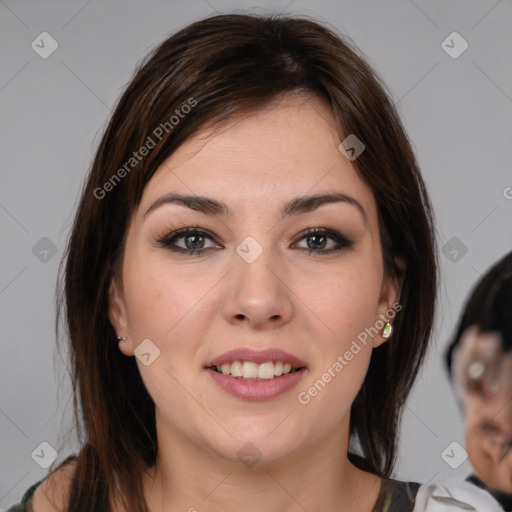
left=30, top=459, right=77, bottom=512
left=373, top=477, right=421, bottom=512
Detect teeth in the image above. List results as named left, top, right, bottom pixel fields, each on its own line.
left=242, top=361, right=258, bottom=379
left=257, top=362, right=274, bottom=379
left=231, top=361, right=243, bottom=377
left=214, top=361, right=299, bottom=379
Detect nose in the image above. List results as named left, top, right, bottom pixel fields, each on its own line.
left=221, top=243, right=294, bottom=330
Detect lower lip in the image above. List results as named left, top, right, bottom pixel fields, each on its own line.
left=205, top=368, right=307, bottom=401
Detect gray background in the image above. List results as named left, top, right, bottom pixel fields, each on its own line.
left=1, top=0, right=512, bottom=508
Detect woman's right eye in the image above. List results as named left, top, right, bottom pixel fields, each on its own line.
left=158, top=228, right=221, bottom=256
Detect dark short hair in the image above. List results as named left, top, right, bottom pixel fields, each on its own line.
left=54, top=13, right=438, bottom=511
left=445, top=251, right=512, bottom=379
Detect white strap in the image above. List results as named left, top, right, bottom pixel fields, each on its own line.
left=412, top=481, right=505, bottom=512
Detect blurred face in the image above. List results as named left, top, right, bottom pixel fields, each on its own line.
left=454, top=326, right=512, bottom=493
left=109, top=94, right=400, bottom=467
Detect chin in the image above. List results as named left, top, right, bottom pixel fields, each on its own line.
left=209, top=432, right=300, bottom=468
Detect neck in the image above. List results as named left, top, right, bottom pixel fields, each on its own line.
left=142, top=409, right=382, bottom=512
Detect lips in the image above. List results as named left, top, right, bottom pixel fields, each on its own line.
left=204, top=348, right=308, bottom=401
left=204, top=347, right=308, bottom=369
left=206, top=366, right=306, bottom=401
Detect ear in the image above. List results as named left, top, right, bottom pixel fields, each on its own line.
left=108, top=275, right=134, bottom=356
left=373, top=256, right=406, bottom=348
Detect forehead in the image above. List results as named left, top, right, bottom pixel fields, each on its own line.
left=139, top=94, right=377, bottom=223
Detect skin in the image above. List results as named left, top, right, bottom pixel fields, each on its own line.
left=454, top=327, right=512, bottom=494
left=109, top=93, right=402, bottom=512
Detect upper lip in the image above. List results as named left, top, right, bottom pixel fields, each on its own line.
left=205, top=348, right=307, bottom=369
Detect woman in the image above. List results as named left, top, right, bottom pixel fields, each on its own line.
left=7, top=13, right=437, bottom=512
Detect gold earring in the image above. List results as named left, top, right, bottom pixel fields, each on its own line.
left=382, top=322, right=393, bottom=339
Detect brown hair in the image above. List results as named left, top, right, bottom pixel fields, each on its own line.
left=52, top=12, right=438, bottom=511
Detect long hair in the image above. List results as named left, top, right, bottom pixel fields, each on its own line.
left=53, top=13, right=438, bottom=511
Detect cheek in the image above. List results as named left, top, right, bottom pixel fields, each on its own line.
left=122, top=249, right=215, bottom=341
left=294, top=265, right=382, bottom=404
left=465, top=411, right=493, bottom=475
left=300, top=264, right=381, bottom=343
left=466, top=435, right=487, bottom=472
left=124, top=272, right=177, bottom=337
left=121, top=260, right=215, bottom=393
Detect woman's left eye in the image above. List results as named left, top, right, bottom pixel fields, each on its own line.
left=293, top=228, right=354, bottom=255
left=157, top=227, right=353, bottom=256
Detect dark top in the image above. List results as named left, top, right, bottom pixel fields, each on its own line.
left=6, top=480, right=41, bottom=512
left=6, top=476, right=420, bottom=512
left=372, top=477, right=420, bottom=511
left=466, top=473, right=512, bottom=511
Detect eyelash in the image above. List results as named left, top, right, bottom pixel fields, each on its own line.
left=156, top=227, right=354, bottom=256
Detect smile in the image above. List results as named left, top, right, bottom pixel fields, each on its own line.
left=204, top=347, right=308, bottom=400
left=209, top=360, right=303, bottom=380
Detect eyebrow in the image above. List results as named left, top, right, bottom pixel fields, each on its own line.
left=478, top=420, right=501, bottom=433
left=475, top=419, right=510, bottom=440
left=144, top=192, right=367, bottom=224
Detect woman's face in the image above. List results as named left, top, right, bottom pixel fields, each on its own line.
left=109, top=94, right=400, bottom=466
